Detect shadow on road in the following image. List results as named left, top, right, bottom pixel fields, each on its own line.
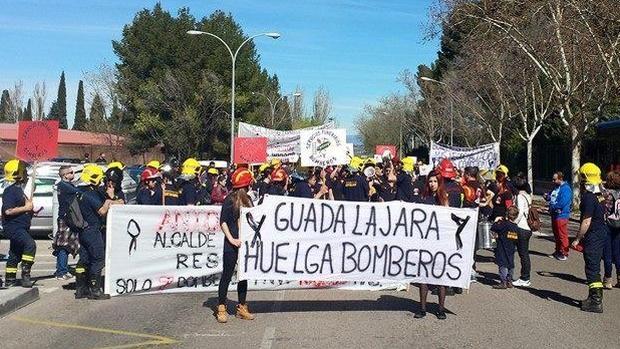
left=536, top=271, right=586, bottom=284
left=529, top=250, right=551, bottom=257
left=524, top=287, right=581, bottom=308
left=203, top=295, right=455, bottom=315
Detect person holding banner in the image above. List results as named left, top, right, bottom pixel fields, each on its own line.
left=414, top=170, right=448, bottom=320
left=2, top=160, right=36, bottom=288
left=217, top=168, right=255, bottom=323
left=74, top=165, right=120, bottom=300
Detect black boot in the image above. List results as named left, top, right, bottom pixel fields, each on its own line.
left=74, top=273, right=89, bottom=299
left=581, top=288, right=603, bottom=313
left=87, top=275, right=110, bottom=300
left=21, top=264, right=34, bottom=288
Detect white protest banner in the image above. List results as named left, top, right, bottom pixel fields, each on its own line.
left=430, top=142, right=500, bottom=170
left=104, top=205, right=405, bottom=297
left=239, top=195, right=478, bottom=289
left=238, top=122, right=335, bottom=163
left=300, top=128, right=349, bottom=167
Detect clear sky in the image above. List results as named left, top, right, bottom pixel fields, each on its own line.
left=0, top=0, right=439, bottom=131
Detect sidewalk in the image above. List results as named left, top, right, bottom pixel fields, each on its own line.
left=0, top=286, right=39, bottom=318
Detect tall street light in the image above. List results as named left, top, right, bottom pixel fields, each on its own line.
left=252, top=91, right=302, bottom=128
left=187, top=30, right=281, bottom=163
left=419, top=76, right=454, bottom=146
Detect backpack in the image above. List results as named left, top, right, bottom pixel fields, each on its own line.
left=605, top=189, right=620, bottom=229
left=63, top=193, right=88, bottom=232
left=518, top=194, right=541, bottom=232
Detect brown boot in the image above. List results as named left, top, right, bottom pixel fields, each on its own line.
left=236, top=303, right=255, bottom=320
left=216, top=304, right=228, bottom=323
left=603, top=277, right=613, bottom=290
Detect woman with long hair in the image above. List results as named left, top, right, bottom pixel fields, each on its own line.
left=216, top=168, right=255, bottom=323
left=415, top=170, right=448, bottom=320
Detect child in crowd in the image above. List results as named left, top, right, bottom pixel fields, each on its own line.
left=491, top=206, right=522, bottom=289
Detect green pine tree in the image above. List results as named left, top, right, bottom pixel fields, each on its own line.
left=73, top=80, right=87, bottom=130
left=0, top=90, right=9, bottom=122
left=48, top=101, right=59, bottom=122
left=89, top=94, right=106, bottom=122
left=57, top=71, right=68, bottom=128
left=22, top=98, right=33, bottom=121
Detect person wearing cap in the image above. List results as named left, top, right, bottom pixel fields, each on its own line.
left=544, top=171, right=573, bottom=260
left=217, top=168, right=255, bottom=323
left=2, top=159, right=36, bottom=288
left=137, top=167, right=163, bottom=205
left=343, top=160, right=370, bottom=202
left=178, top=158, right=203, bottom=205
left=572, top=163, right=609, bottom=313
left=267, top=168, right=288, bottom=196
left=53, top=165, right=80, bottom=281
left=489, top=165, right=513, bottom=222
left=394, top=159, right=416, bottom=202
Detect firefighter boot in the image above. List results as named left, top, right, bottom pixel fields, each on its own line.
left=581, top=288, right=603, bottom=313
left=21, top=264, right=34, bottom=288
left=88, top=275, right=110, bottom=300
left=236, top=304, right=255, bottom=320
left=216, top=305, right=228, bottom=323
left=74, top=272, right=90, bottom=299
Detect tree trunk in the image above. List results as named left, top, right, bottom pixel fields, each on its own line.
left=527, top=137, right=534, bottom=193
left=570, top=124, right=581, bottom=209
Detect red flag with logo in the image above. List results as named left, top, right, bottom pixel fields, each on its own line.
left=234, top=137, right=268, bottom=164
left=375, top=145, right=397, bottom=159
left=16, top=120, right=59, bottom=161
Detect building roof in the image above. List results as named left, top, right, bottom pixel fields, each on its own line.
left=0, top=123, right=124, bottom=146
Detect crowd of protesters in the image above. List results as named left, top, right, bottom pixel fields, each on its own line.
left=1, top=155, right=619, bottom=319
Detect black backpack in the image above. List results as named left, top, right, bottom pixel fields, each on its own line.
left=63, top=193, right=89, bottom=232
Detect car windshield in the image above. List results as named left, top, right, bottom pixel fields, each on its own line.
left=0, top=178, right=56, bottom=196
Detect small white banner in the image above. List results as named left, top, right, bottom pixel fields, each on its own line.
left=239, top=195, right=478, bottom=289
left=300, top=128, right=349, bottom=167
left=238, top=122, right=334, bottom=163
left=430, top=142, right=500, bottom=170
left=104, top=205, right=405, bottom=296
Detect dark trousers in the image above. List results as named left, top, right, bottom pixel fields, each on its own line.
left=583, top=229, right=606, bottom=286
left=77, top=228, right=105, bottom=277
left=218, top=250, right=247, bottom=305
left=4, top=227, right=36, bottom=277
left=603, top=227, right=620, bottom=278
left=517, top=230, right=532, bottom=281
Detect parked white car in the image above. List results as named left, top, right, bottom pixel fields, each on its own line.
left=0, top=162, right=138, bottom=237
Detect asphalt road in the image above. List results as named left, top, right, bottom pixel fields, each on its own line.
left=0, top=216, right=618, bottom=349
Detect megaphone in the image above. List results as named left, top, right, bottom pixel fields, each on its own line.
left=364, top=166, right=376, bottom=178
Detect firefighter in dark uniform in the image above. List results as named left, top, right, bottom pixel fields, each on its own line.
left=160, top=162, right=180, bottom=205
left=177, top=158, right=203, bottom=205
left=103, top=165, right=126, bottom=204
left=137, top=167, right=163, bottom=205
left=267, top=168, right=288, bottom=196
left=343, top=158, right=370, bottom=202
left=2, top=159, right=36, bottom=288
left=572, top=163, right=609, bottom=313
left=74, top=164, right=121, bottom=300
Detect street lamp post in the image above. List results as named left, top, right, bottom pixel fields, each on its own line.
left=252, top=91, right=302, bottom=128
left=419, top=76, right=454, bottom=146
left=187, top=30, right=281, bottom=164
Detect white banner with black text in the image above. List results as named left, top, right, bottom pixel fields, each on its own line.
left=430, top=142, right=500, bottom=170
left=104, top=205, right=406, bottom=297
left=239, top=196, right=478, bottom=289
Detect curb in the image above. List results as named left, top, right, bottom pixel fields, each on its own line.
left=0, top=287, right=40, bottom=318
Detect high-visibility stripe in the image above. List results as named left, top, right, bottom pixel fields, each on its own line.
left=21, top=254, right=35, bottom=262
left=75, top=267, right=86, bottom=274
left=589, top=282, right=604, bottom=289
left=5, top=267, right=18, bottom=273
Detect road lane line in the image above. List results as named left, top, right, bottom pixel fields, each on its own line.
left=13, top=316, right=178, bottom=348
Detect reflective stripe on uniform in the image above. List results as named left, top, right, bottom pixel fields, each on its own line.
left=75, top=267, right=86, bottom=274
left=589, top=282, right=604, bottom=289
left=21, top=254, right=35, bottom=262
left=5, top=267, right=18, bottom=273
